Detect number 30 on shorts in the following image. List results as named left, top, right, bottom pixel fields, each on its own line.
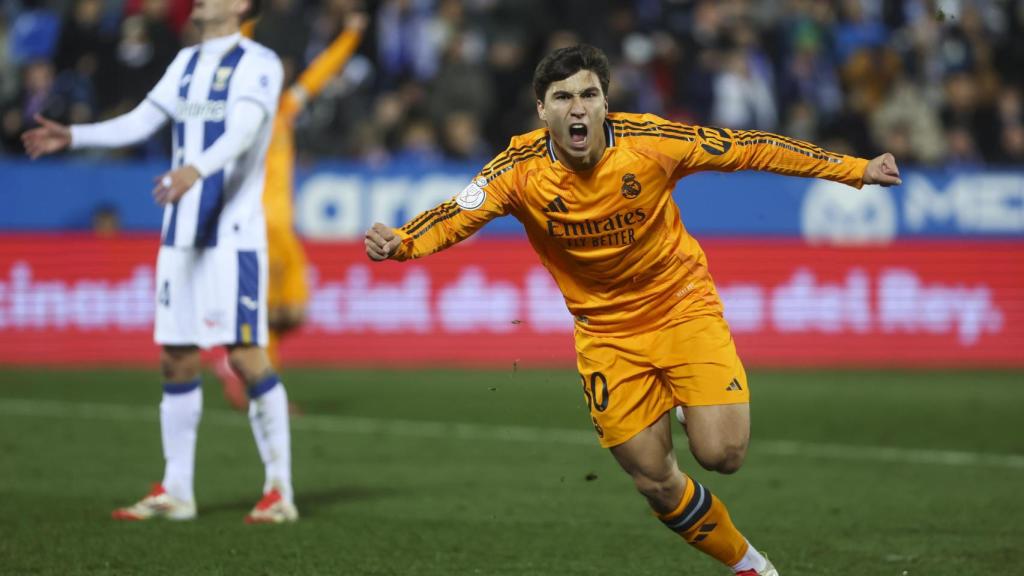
left=580, top=371, right=610, bottom=413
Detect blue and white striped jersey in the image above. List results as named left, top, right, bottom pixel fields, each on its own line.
left=147, top=33, right=283, bottom=250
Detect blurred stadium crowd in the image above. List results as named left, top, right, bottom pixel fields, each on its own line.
left=1, top=0, right=1022, bottom=166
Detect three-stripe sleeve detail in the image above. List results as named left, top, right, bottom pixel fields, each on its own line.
left=400, top=199, right=461, bottom=239
left=735, top=130, right=844, bottom=163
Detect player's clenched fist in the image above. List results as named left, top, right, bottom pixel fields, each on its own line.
left=863, top=152, right=902, bottom=187
left=365, top=223, right=401, bottom=261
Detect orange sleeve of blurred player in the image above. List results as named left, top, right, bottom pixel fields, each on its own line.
left=260, top=24, right=365, bottom=230
left=279, top=26, right=364, bottom=125
left=243, top=18, right=364, bottom=131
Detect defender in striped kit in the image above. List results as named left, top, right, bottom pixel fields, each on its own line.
left=365, top=45, right=902, bottom=574
left=214, top=11, right=368, bottom=412
left=23, top=0, right=298, bottom=524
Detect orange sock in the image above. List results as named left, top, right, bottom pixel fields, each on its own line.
left=656, top=476, right=749, bottom=567
left=266, top=329, right=281, bottom=371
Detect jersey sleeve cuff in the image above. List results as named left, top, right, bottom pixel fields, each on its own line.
left=392, top=228, right=414, bottom=260
left=847, top=156, right=870, bottom=189
left=68, top=125, right=82, bottom=150
left=191, top=161, right=210, bottom=179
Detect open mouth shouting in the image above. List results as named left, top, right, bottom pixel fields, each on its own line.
left=568, top=123, right=588, bottom=150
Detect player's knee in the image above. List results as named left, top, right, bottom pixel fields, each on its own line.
left=227, top=349, right=256, bottom=383
left=715, top=445, right=747, bottom=474
left=227, top=346, right=271, bottom=384
left=160, top=346, right=200, bottom=382
left=692, top=441, right=747, bottom=474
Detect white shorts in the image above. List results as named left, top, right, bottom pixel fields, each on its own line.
left=154, top=246, right=269, bottom=349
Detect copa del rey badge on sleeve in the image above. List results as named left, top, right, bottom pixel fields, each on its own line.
left=456, top=177, right=488, bottom=210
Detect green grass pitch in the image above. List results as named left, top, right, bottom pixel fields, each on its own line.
left=0, top=367, right=1021, bottom=575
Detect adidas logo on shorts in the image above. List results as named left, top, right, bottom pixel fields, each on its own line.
left=725, top=378, right=743, bottom=391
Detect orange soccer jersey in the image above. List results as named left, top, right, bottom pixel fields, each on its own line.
left=393, top=113, right=868, bottom=337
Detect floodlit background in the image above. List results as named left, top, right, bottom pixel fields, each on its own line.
left=1, top=1, right=1022, bottom=575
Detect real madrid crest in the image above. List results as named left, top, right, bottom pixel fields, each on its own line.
left=621, top=173, right=641, bottom=199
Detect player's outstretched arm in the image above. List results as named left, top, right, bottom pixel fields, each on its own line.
left=290, top=12, right=367, bottom=104
left=245, top=12, right=366, bottom=124
left=24, top=100, right=170, bottom=159
left=22, top=115, right=71, bottom=159
left=365, top=223, right=402, bottom=261
left=666, top=121, right=896, bottom=189
left=369, top=154, right=518, bottom=262
left=862, top=152, right=901, bottom=186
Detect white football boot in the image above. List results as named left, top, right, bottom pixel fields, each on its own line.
left=244, top=488, right=299, bottom=524
left=737, top=557, right=779, bottom=576
left=759, top=558, right=779, bottom=576
left=111, top=484, right=196, bottom=521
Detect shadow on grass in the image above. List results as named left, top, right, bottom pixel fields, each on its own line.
left=199, top=484, right=395, bottom=518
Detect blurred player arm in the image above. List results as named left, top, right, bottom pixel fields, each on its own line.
left=151, top=99, right=270, bottom=205
left=51, top=50, right=194, bottom=154
left=246, top=12, right=367, bottom=124
left=22, top=100, right=168, bottom=158
left=671, top=124, right=899, bottom=188
left=282, top=13, right=366, bottom=123
left=69, top=100, right=170, bottom=149
left=24, top=51, right=192, bottom=158
left=190, top=100, right=267, bottom=178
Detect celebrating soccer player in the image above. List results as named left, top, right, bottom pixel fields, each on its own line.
left=364, top=45, right=901, bottom=575
left=23, top=0, right=299, bottom=524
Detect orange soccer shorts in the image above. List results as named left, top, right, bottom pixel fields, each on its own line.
left=573, top=314, right=749, bottom=448
left=266, top=224, right=310, bottom=310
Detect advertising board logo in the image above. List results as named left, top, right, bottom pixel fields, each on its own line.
left=801, top=181, right=897, bottom=244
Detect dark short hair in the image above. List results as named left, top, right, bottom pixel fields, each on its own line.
left=532, top=44, right=610, bottom=102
